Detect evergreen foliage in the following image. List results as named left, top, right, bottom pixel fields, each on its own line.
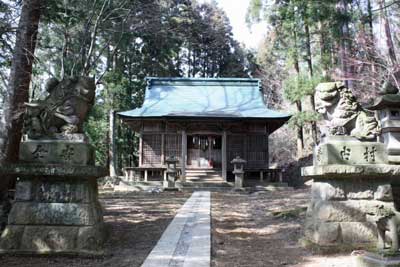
left=3, top=0, right=253, bottom=168
left=247, top=0, right=400, bottom=159
left=3, top=0, right=400, bottom=167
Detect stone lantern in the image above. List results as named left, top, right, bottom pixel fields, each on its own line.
left=368, top=82, right=400, bottom=164
left=165, top=156, right=179, bottom=189
left=231, top=156, right=246, bottom=189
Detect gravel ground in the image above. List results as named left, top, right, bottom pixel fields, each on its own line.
left=211, top=188, right=354, bottom=267
left=0, top=191, right=190, bottom=267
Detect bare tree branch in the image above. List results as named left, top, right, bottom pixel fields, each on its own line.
left=372, top=0, right=400, bottom=12
left=83, top=0, right=109, bottom=75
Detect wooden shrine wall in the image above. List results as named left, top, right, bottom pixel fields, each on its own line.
left=142, top=134, right=162, bottom=166
left=227, top=134, right=268, bottom=170
left=165, top=134, right=182, bottom=163
left=138, top=121, right=269, bottom=169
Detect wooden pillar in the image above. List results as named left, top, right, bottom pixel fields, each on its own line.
left=138, top=132, right=143, bottom=167
left=161, top=133, right=165, bottom=165
left=266, top=132, right=269, bottom=169
left=243, top=135, right=248, bottom=161
left=181, top=130, right=187, bottom=181
left=278, top=171, right=283, bottom=183
left=222, top=130, right=227, bottom=181
left=208, top=136, right=212, bottom=164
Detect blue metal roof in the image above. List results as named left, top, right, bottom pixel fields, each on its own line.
left=118, top=77, right=291, bottom=121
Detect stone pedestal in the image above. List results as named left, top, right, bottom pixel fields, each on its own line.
left=231, top=156, right=246, bottom=190
left=302, top=164, right=400, bottom=250
left=164, top=156, right=179, bottom=191
left=233, top=171, right=244, bottom=189
left=166, top=172, right=176, bottom=188
left=0, top=138, right=107, bottom=255
left=164, top=170, right=178, bottom=190
left=352, top=250, right=400, bottom=267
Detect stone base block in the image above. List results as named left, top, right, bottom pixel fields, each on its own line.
left=389, top=155, right=400, bottom=165
left=305, top=220, right=377, bottom=247
left=0, top=175, right=106, bottom=255
left=14, top=177, right=99, bottom=203
left=352, top=250, right=400, bottom=267
left=304, top=221, right=341, bottom=245
left=314, top=139, right=387, bottom=165
left=8, top=201, right=103, bottom=225
left=0, top=223, right=106, bottom=255
left=19, top=140, right=94, bottom=165
left=312, top=179, right=394, bottom=201
left=303, top=176, right=400, bottom=250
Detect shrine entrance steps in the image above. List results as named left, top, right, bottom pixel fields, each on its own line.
left=141, top=191, right=211, bottom=267
left=177, top=169, right=232, bottom=191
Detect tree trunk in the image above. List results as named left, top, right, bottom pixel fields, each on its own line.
left=366, top=0, right=379, bottom=90
left=367, top=0, right=374, bottom=41
left=293, top=31, right=300, bottom=74
left=318, top=22, right=329, bottom=77
left=292, top=30, right=304, bottom=158
left=109, top=110, right=117, bottom=177
left=0, top=0, right=43, bottom=210
left=304, top=22, right=318, bottom=146
left=295, top=101, right=304, bottom=159
left=309, top=95, right=318, bottom=144
left=379, top=0, right=400, bottom=86
left=380, top=0, right=397, bottom=63
left=304, top=24, right=313, bottom=78
left=336, top=0, right=351, bottom=88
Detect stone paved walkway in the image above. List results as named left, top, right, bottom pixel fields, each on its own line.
left=141, top=191, right=211, bottom=267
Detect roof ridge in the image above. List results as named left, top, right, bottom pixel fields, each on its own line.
left=146, top=77, right=259, bottom=82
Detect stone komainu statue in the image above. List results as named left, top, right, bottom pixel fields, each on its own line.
left=24, top=77, right=95, bottom=138
left=315, top=82, right=380, bottom=140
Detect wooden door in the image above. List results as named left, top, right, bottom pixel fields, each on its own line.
left=187, top=135, right=221, bottom=168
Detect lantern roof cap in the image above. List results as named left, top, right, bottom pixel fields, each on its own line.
left=231, top=156, right=247, bottom=164
left=367, top=94, right=400, bottom=110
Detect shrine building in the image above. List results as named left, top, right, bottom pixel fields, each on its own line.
left=118, top=77, right=290, bottom=181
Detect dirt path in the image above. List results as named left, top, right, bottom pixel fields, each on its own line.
left=1, top=188, right=357, bottom=267
left=211, top=188, right=354, bottom=267
left=0, top=191, right=190, bottom=267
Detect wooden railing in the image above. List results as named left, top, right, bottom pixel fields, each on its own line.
left=256, top=168, right=283, bottom=183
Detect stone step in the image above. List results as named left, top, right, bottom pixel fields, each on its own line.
left=186, top=176, right=223, bottom=181
left=185, top=172, right=221, bottom=175
left=186, top=173, right=221, bottom=175
left=185, top=172, right=222, bottom=176
left=186, top=168, right=221, bottom=171
left=180, top=187, right=233, bottom=192
left=177, top=181, right=232, bottom=188
left=185, top=178, right=223, bottom=181
left=185, top=171, right=221, bottom=174
left=184, top=179, right=225, bottom=183
left=109, top=180, right=166, bottom=192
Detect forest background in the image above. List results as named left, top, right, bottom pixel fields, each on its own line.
left=1, top=0, right=400, bottom=178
